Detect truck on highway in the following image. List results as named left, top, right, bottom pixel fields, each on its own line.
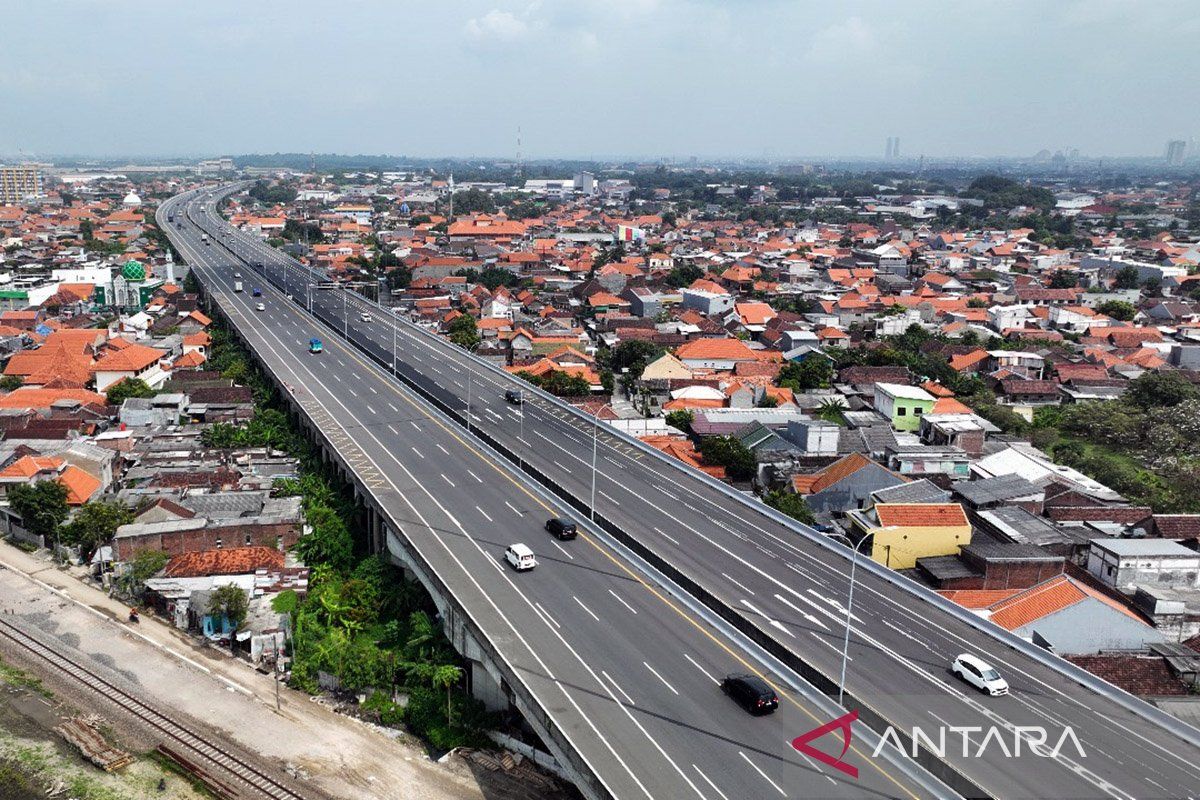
left=308, top=338, right=323, bottom=354
left=234, top=281, right=244, bottom=293
left=201, top=233, right=209, bottom=245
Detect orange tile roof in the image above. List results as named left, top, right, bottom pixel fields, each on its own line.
left=0, top=455, right=63, bottom=480
left=735, top=302, right=776, bottom=326
left=949, top=350, right=990, bottom=371
left=59, top=465, right=100, bottom=505
left=983, top=576, right=1147, bottom=631
left=92, top=343, right=165, bottom=373
left=182, top=332, right=211, bottom=347
left=641, top=435, right=726, bottom=479
left=5, top=340, right=93, bottom=384
left=173, top=350, right=206, bottom=368
left=792, top=452, right=883, bottom=494
left=931, top=397, right=973, bottom=414
left=874, top=503, right=969, bottom=528
left=0, top=387, right=107, bottom=409
left=938, top=588, right=1026, bottom=609
left=675, top=337, right=776, bottom=362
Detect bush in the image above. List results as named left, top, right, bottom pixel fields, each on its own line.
left=362, top=690, right=405, bottom=726
left=403, top=686, right=494, bottom=751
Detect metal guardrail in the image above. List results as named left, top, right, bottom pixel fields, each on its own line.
left=192, top=185, right=1200, bottom=753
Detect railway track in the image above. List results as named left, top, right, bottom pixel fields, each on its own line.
left=0, top=616, right=309, bottom=800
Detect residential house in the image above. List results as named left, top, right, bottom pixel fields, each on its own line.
left=790, top=452, right=907, bottom=517
left=847, top=502, right=973, bottom=569
left=873, top=382, right=936, bottom=432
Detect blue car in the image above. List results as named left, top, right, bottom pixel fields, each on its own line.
left=252, top=287, right=262, bottom=297
left=308, top=338, right=323, bottom=354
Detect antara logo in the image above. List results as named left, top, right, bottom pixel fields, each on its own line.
left=791, top=712, right=1087, bottom=782
left=791, top=710, right=860, bottom=778
left=872, top=725, right=1087, bottom=760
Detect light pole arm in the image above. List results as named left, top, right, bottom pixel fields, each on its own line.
left=828, top=531, right=873, bottom=707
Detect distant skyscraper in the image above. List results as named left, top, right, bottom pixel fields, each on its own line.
left=885, top=137, right=894, bottom=159
left=893, top=137, right=900, bottom=158
left=1165, top=139, right=1187, bottom=166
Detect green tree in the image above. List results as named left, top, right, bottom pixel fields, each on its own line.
left=1048, top=272, right=1078, bottom=289
left=0, top=375, right=23, bottom=391
left=446, top=314, right=480, bottom=349
left=697, top=436, right=757, bottom=482
left=386, top=265, right=412, bottom=291
left=1113, top=265, right=1140, bottom=290
left=9, top=481, right=69, bottom=546
left=294, top=504, right=355, bottom=572
left=539, top=371, right=591, bottom=397
left=610, top=340, right=664, bottom=379
left=665, top=409, right=694, bottom=433
left=59, top=501, right=134, bottom=559
left=105, top=377, right=156, bottom=405
left=1126, top=370, right=1198, bottom=409
left=248, top=180, right=297, bottom=205
left=762, top=490, right=816, bottom=525
left=1096, top=300, right=1136, bottom=322
left=208, top=584, right=249, bottom=630
left=119, top=549, right=169, bottom=598
left=665, top=264, right=704, bottom=288
left=777, top=358, right=833, bottom=392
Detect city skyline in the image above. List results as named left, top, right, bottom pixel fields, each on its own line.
left=3, top=1, right=1198, bottom=161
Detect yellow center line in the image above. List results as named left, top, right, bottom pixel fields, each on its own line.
left=221, top=260, right=925, bottom=800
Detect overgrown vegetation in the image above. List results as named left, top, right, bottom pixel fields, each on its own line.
left=202, top=316, right=492, bottom=749
left=1034, top=372, right=1200, bottom=511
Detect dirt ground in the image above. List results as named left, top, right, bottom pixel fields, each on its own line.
left=0, top=654, right=212, bottom=800
left=0, top=544, right=574, bottom=800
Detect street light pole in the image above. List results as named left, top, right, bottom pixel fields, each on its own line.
left=829, top=532, right=874, bottom=706
left=589, top=402, right=614, bottom=522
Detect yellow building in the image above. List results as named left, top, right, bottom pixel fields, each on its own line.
left=848, top=502, right=972, bottom=569
left=0, top=165, right=44, bottom=204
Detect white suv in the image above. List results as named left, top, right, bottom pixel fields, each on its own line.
left=952, top=653, right=1009, bottom=696
left=504, top=543, right=537, bottom=572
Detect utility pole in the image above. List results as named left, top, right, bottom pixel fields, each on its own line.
left=270, top=637, right=281, bottom=711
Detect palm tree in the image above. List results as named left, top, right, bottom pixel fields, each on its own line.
left=432, top=664, right=463, bottom=725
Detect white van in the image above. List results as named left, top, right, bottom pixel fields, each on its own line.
left=234, top=281, right=244, bottom=293
left=504, top=543, right=537, bottom=572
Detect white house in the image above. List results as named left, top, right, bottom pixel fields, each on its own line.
left=1087, top=539, right=1200, bottom=592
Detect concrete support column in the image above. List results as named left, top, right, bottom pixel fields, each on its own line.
left=469, top=660, right=509, bottom=713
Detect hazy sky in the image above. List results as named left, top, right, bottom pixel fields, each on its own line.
left=4, top=0, right=1198, bottom=160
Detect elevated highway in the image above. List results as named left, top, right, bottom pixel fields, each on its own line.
left=163, top=184, right=1200, bottom=799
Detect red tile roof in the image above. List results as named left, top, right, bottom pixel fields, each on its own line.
left=163, top=546, right=285, bottom=578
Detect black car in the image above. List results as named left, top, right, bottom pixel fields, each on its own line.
left=545, top=518, right=577, bottom=540
left=504, top=389, right=524, bottom=405
left=720, top=674, right=778, bottom=715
